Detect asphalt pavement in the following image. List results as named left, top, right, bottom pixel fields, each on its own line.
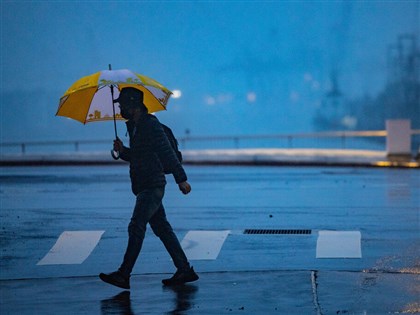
left=0, top=165, right=419, bottom=314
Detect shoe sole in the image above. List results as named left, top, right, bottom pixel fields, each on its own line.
left=162, top=274, right=199, bottom=286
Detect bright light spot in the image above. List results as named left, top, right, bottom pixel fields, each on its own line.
left=304, top=73, right=320, bottom=91
left=204, top=93, right=234, bottom=105
left=204, top=95, right=216, bottom=105
left=247, top=92, right=257, bottom=103
left=172, top=90, right=182, bottom=99
left=341, top=115, right=358, bottom=128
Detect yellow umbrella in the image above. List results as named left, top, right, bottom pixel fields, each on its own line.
left=56, top=67, right=172, bottom=123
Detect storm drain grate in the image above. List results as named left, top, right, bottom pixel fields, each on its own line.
left=244, top=229, right=312, bottom=235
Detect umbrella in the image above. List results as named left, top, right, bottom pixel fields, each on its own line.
left=56, top=65, right=173, bottom=159
left=56, top=66, right=172, bottom=131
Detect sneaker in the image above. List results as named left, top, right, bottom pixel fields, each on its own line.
left=99, top=271, right=130, bottom=289
left=162, top=267, right=199, bottom=286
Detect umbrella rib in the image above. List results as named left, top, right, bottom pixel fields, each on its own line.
left=98, top=84, right=116, bottom=91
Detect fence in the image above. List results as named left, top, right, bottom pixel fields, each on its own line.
left=179, top=130, right=390, bottom=151
left=2, top=129, right=419, bottom=155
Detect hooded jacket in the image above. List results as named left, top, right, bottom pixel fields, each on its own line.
left=119, top=114, right=187, bottom=195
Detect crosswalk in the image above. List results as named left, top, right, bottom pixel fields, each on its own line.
left=37, top=229, right=362, bottom=265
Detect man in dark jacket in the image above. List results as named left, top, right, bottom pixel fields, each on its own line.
left=99, top=87, right=198, bottom=289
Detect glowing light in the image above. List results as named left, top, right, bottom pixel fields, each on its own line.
left=172, top=90, right=182, bottom=99
left=204, top=93, right=234, bottom=105
left=204, top=95, right=216, bottom=105
left=247, top=92, right=257, bottom=103
left=373, top=161, right=419, bottom=168
left=341, top=115, right=358, bottom=128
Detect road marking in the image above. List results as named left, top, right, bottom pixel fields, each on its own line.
left=37, top=230, right=105, bottom=265
left=316, top=230, right=362, bottom=258
left=181, top=230, right=230, bottom=260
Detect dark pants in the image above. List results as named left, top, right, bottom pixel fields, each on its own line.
left=119, top=186, right=190, bottom=277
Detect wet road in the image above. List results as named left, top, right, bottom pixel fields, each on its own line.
left=0, top=165, right=419, bottom=314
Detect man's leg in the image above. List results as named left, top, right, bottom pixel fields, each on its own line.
left=149, top=204, right=190, bottom=271
left=119, top=187, right=165, bottom=277
left=100, top=187, right=164, bottom=289
left=150, top=204, right=199, bottom=285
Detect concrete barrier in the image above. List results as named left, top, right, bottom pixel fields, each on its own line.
left=386, top=119, right=412, bottom=159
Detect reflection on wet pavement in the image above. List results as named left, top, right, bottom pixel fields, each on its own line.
left=99, top=285, right=198, bottom=315
left=101, top=291, right=133, bottom=315
left=164, top=284, right=198, bottom=315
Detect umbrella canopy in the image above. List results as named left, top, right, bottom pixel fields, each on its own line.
left=56, top=69, right=172, bottom=124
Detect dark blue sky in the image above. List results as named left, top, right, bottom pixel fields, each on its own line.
left=1, top=1, right=418, bottom=142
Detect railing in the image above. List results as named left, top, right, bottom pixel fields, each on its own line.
left=179, top=130, right=391, bottom=150
left=1, top=129, right=419, bottom=155
left=0, top=139, right=111, bottom=155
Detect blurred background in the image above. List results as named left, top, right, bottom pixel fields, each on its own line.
left=1, top=1, right=419, bottom=146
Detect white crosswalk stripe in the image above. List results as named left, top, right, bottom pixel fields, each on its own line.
left=37, top=231, right=105, bottom=265
left=316, top=231, right=362, bottom=258
left=181, top=230, right=231, bottom=260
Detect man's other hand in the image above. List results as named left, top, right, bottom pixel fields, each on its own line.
left=178, top=181, right=191, bottom=195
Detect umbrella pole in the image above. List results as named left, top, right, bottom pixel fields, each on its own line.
left=110, top=85, right=118, bottom=139
left=109, top=64, right=118, bottom=140
left=110, top=84, right=120, bottom=160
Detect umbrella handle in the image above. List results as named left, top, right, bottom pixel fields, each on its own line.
left=111, top=149, right=120, bottom=160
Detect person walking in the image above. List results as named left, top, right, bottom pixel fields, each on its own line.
left=99, top=87, right=198, bottom=289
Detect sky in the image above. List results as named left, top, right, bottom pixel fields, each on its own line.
left=1, top=0, right=419, bottom=143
